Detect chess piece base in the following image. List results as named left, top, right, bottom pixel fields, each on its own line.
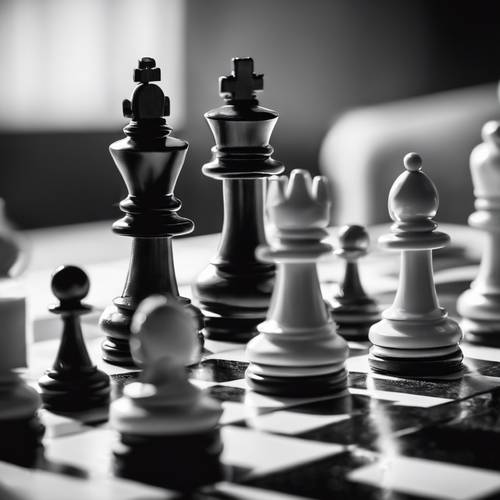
left=245, top=368, right=348, bottom=398
left=461, top=317, right=500, bottom=346
left=0, top=416, right=45, bottom=467
left=195, top=264, right=274, bottom=342
left=329, top=299, right=380, bottom=340
left=201, top=309, right=264, bottom=342
left=39, top=367, right=110, bottom=412
left=368, top=347, right=463, bottom=378
left=113, top=428, right=225, bottom=491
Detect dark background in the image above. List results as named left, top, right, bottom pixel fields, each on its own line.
left=1, top=0, right=500, bottom=234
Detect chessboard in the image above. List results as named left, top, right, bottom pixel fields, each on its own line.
left=4, top=221, right=500, bottom=500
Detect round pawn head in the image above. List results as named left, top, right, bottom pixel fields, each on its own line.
left=338, top=224, right=369, bottom=252
left=336, top=224, right=369, bottom=260
left=51, top=265, right=89, bottom=305
left=130, top=295, right=199, bottom=367
left=388, top=152, right=439, bottom=230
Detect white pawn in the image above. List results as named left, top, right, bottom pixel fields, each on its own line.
left=246, top=169, right=348, bottom=397
left=368, top=153, right=463, bottom=378
left=457, top=121, right=500, bottom=345
left=110, top=295, right=223, bottom=490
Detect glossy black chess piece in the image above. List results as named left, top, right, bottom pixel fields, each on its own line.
left=39, top=265, right=110, bottom=412
left=194, top=57, right=284, bottom=341
left=328, top=225, right=380, bottom=340
left=99, top=57, right=203, bottom=366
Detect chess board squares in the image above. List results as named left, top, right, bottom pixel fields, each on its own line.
left=109, top=372, right=140, bottom=399
left=234, top=394, right=369, bottom=437
left=212, top=482, right=309, bottom=500
left=0, top=460, right=172, bottom=500
left=43, top=424, right=345, bottom=487
left=462, top=344, right=500, bottom=363
left=235, top=394, right=493, bottom=452
left=463, top=357, right=500, bottom=377
left=206, top=384, right=348, bottom=427
left=203, top=339, right=246, bottom=357
left=349, top=455, right=500, bottom=500
left=244, top=446, right=500, bottom=500
left=243, top=448, right=405, bottom=500
left=206, top=384, right=245, bottom=402
left=43, top=428, right=115, bottom=478
left=189, top=358, right=248, bottom=383
left=349, top=369, right=500, bottom=403
left=221, top=426, right=344, bottom=479
left=394, top=392, right=500, bottom=473
left=39, top=410, right=93, bottom=439
left=286, top=395, right=496, bottom=452
left=347, top=341, right=371, bottom=357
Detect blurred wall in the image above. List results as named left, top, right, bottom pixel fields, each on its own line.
left=1, top=0, right=500, bottom=233
left=181, top=0, right=434, bottom=234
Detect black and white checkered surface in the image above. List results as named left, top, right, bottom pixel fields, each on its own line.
left=4, top=328, right=500, bottom=500
left=2, top=226, right=498, bottom=500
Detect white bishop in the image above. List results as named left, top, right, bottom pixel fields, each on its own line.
left=110, top=296, right=222, bottom=436
left=368, top=153, right=463, bottom=378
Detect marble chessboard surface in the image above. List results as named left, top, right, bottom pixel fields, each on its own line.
left=4, top=221, right=500, bottom=500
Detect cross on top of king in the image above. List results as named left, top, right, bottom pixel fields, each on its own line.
left=219, top=57, right=264, bottom=103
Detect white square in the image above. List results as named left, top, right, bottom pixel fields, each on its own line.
left=349, top=387, right=452, bottom=407
left=0, top=460, right=173, bottom=500
left=245, top=409, right=349, bottom=435
left=39, top=410, right=90, bottom=438
left=349, top=455, right=500, bottom=500
left=45, top=428, right=116, bottom=477
left=221, top=426, right=344, bottom=476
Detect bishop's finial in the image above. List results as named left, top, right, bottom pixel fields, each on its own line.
left=219, top=57, right=264, bottom=103
left=123, top=57, right=170, bottom=120
left=403, top=152, right=423, bottom=172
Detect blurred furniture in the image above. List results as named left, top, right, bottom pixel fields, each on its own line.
left=319, top=83, right=499, bottom=226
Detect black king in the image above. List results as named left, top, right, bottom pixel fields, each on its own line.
left=100, top=57, right=202, bottom=366
left=194, top=58, right=284, bottom=341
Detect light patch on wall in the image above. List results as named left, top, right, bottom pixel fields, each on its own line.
left=0, top=0, right=185, bottom=131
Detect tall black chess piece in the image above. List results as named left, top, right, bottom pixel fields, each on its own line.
left=194, top=57, right=284, bottom=341
left=39, top=265, right=110, bottom=412
left=100, top=57, right=202, bottom=366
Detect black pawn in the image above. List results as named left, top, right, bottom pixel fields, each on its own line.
left=39, top=266, right=110, bottom=412
left=328, top=225, right=380, bottom=340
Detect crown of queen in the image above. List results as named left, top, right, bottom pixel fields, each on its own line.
left=267, top=170, right=330, bottom=233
